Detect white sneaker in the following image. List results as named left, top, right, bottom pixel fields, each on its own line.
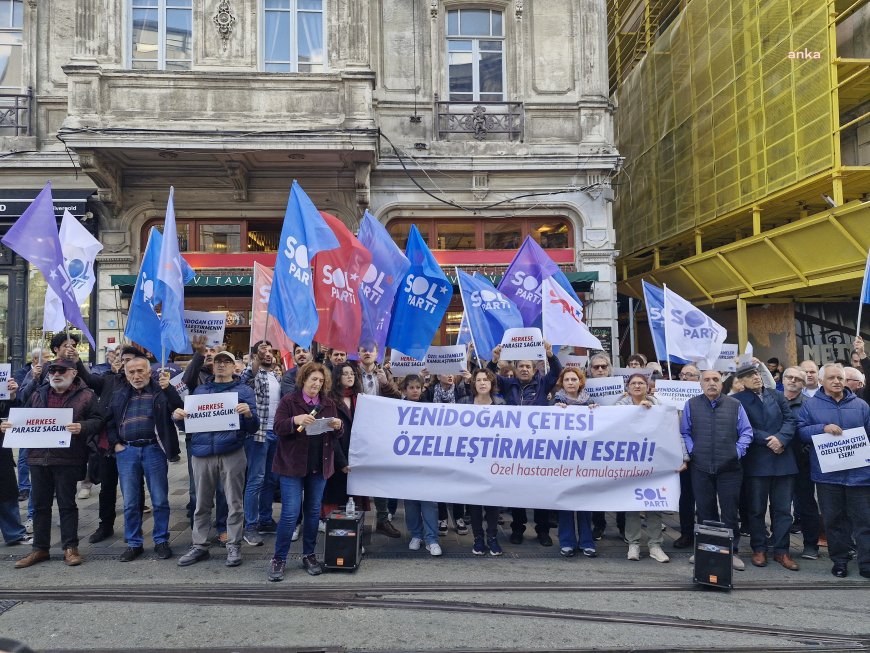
left=649, top=546, right=670, bottom=563
left=627, top=544, right=641, bottom=560
left=77, top=486, right=91, bottom=500
left=426, top=542, right=443, bottom=556
left=24, top=518, right=33, bottom=534
left=732, top=555, right=745, bottom=571
left=318, top=520, right=326, bottom=533
left=291, top=524, right=301, bottom=542
left=408, top=537, right=422, bottom=551
left=688, top=554, right=695, bottom=564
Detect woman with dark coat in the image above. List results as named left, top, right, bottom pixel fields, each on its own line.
left=0, top=379, right=29, bottom=545
left=268, top=362, right=348, bottom=582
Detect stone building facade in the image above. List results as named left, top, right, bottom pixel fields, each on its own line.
left=0, top=0, right=619, bottom=365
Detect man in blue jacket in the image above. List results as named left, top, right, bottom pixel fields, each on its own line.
left=797, top=363, right=870, bottom=579
left=488, top=341, right=562, bottom=546
left=174, top=351, right=259, bottom=568
left=733, top=362, right=799, bottom=570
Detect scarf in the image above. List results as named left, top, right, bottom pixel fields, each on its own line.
left=433, top=383, right=456, bottom=404
left=553, top=389, right=592, bottom=406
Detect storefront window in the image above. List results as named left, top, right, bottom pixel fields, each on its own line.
left=247, top=221, right=281, bottom=252
left=483, top=221, right=521, bottom=249
left=26, top=268, right=91, bottom=363
left=530, top=219, right=570, bottom=249
left=388, top=222, right=430, bottom=251
left=155, top=222, right=190, bottom=251
left=436, top=222, right=476, bottom=250
left=199, top=224, right=241, bottom=253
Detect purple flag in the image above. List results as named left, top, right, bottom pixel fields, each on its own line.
left=497, top=236, right=562, bottom=328
left=357, top=210, right=410, bottom=358
left=1, top=182, right=95, bottom=347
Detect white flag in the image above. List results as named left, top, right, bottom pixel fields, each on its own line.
left=541, top=277, right=603, bottom=349
left=663, top=286, right=726, bottom=368
left=43, top=210, right=103, bottom=333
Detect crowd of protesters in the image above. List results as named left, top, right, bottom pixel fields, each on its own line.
left=0, top=332, right=867, bottom=582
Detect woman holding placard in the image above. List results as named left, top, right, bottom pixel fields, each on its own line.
left=268, top=362, right=347, bottom=582
left=550, top=368, right=598, bottom=559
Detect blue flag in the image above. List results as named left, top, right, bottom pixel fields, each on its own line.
left=357, top=210, right=410, bottom=357
left=457, top=269, right=523, bottom=359
left=125, top=227, right=195, bottom=356
left=861, top=248, right=870, bottom=304
left=154, top=187, right=192, bottom=357
left=641, top=280, right=690, bottom=364
left=386, top=225, right=453, bottom=361
left=268, top=180, right=340, bottom=348
left=497, top=236, right=581, bottom=329
left=456, top=313, right=472, bottom=346
left=1, top=182, right=96, bottom=347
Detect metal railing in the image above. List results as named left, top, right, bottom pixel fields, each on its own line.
left=0, top=87, right=33, bottom=136
left=435, top=100, right=523, bottom=141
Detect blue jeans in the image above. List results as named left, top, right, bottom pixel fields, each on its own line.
left=17, top=448, right=30, bottom=491
left=404, top=500, right=439, bottom=545
left=116, top=444, right=171, bottom=548
left=259, top=433, right=278, bottom=526
left=558, top=511, right=595, bottom=550
left=746, top=474, right=795, bottom=554
left=186, top=438, right=227, bottom=531
left=273, top=472, right=327, bottom=560
left=243, top=434, right=270, bottom=529
left=0, top=497, right=26, bottom=543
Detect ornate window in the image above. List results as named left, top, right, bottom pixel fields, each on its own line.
left=0, top=0, right=23, bottom=90
left=446, top=8, right=505, bottom=101
left=130, top=0, right=193, bottom=70
left=263, top=0, right=325, bottom=73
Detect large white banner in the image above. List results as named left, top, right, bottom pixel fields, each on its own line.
left=348, top=395, right=683, bottom=511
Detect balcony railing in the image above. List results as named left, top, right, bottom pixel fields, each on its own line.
left=435, top=101, right=523, bottom=141
left=0, top=88, right=33, bottom=136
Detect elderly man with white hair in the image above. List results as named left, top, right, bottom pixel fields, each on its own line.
left=844, top=367, right=865, bottom=399
left=797, top=363, right=870, bottom=579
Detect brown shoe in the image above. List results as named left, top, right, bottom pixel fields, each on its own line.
left=64, top=547, right=83, bottom=566
left=15, top=550, right=50, bottom=569
left=376, top=520, right=401, bottom=538
left=774, top=553, right=799, bottom=571
left=751, top=551, right=768, bottom=567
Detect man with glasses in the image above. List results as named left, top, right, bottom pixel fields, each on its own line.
left=587, top=353, right=612, bottom=379
left=673, top=364, right=701, bottom=548
left=732, top=363, right=799, bottom=570
left=681, top=369, right=753, bottom=571
left=105, top=354, right=182, bottom=562
left=4, top=359, right=103, bottom=568
left=175, top=351, right=259, bottom=568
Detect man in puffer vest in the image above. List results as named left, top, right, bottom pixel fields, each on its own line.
left=680, top=369, right=753, bottom=571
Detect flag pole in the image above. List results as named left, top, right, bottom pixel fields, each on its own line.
left=663, top=284, right=673, bottom=380
left=455, top=268, right=482, bottom=370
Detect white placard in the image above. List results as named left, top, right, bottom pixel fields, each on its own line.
left=389, top=350, right=426, bottom=377
left=183, top=392, right=240, bottom=434
left=2, top=408, right=74, bottom=448
left=499, top=327, right=545, bottom=361
left=652, top=380, right=701, bottom=409
left=425, top=345, right=467, bottom=376
left=183, top=310, right=227, bottom=347
left=697, top=343, right=738, bottom=372
left=0, top=363, right=11, bottom=400
left=562, top=355, right=589, bottom=370
left=348, top=396, right=683, bottom=512
left=169, top=371, right=189, bottom=399
left=305, top=417, right=336, bottom=436
left=583, top=376, right=626, bottom=406
left=811, top=427, right=870, bottom=474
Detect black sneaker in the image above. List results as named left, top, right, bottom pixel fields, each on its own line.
left=509, top=531, right=523, bottom=545
left=268, top=558, right=285, bottom=582
left=154, top=542, right=173, bottom=559
left=301, top=553, right=323, bottom=576
left=537, top=532, right=553, bottom=547
left=17, top=489, right=29, bottom=503
left=258, top=521, right=278, bottom=534
left=592, top=527, right=604, bottom=541
left=800, top=546, right=819, bottom=560
left=119, top=546, right=144, bottom=562
left=88, top=526, right=114, bottom=544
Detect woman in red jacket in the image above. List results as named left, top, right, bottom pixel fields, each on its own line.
left=268, top=362, right=347, bottom=582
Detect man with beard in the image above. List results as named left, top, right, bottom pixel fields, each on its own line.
left=4, top=359, right=102, bottom=568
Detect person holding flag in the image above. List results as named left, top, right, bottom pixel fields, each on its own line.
left=455, top=269, right=522, bottom=359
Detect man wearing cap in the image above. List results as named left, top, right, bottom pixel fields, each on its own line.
left=681, top=369, right=754, bottom=571
left=105, top=354, right=184, bottom=562
left=3, top=358, right=103, bottom=568
left=732, top=362, right=799, bottom=570
left=174, top=350, right=259, bottom=568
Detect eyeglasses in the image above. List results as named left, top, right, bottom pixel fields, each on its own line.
left=679, top=373, right=699, bottom=379
left=591, top=364, right=609, bottom=370
left=628, top=381, right=647, bottom=387
left=47, top=368, right=68, bottom=375
left=783, top=375, right=804, bottom=382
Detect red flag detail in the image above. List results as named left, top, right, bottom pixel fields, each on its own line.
left=251, top=262, right=296, bottom=358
